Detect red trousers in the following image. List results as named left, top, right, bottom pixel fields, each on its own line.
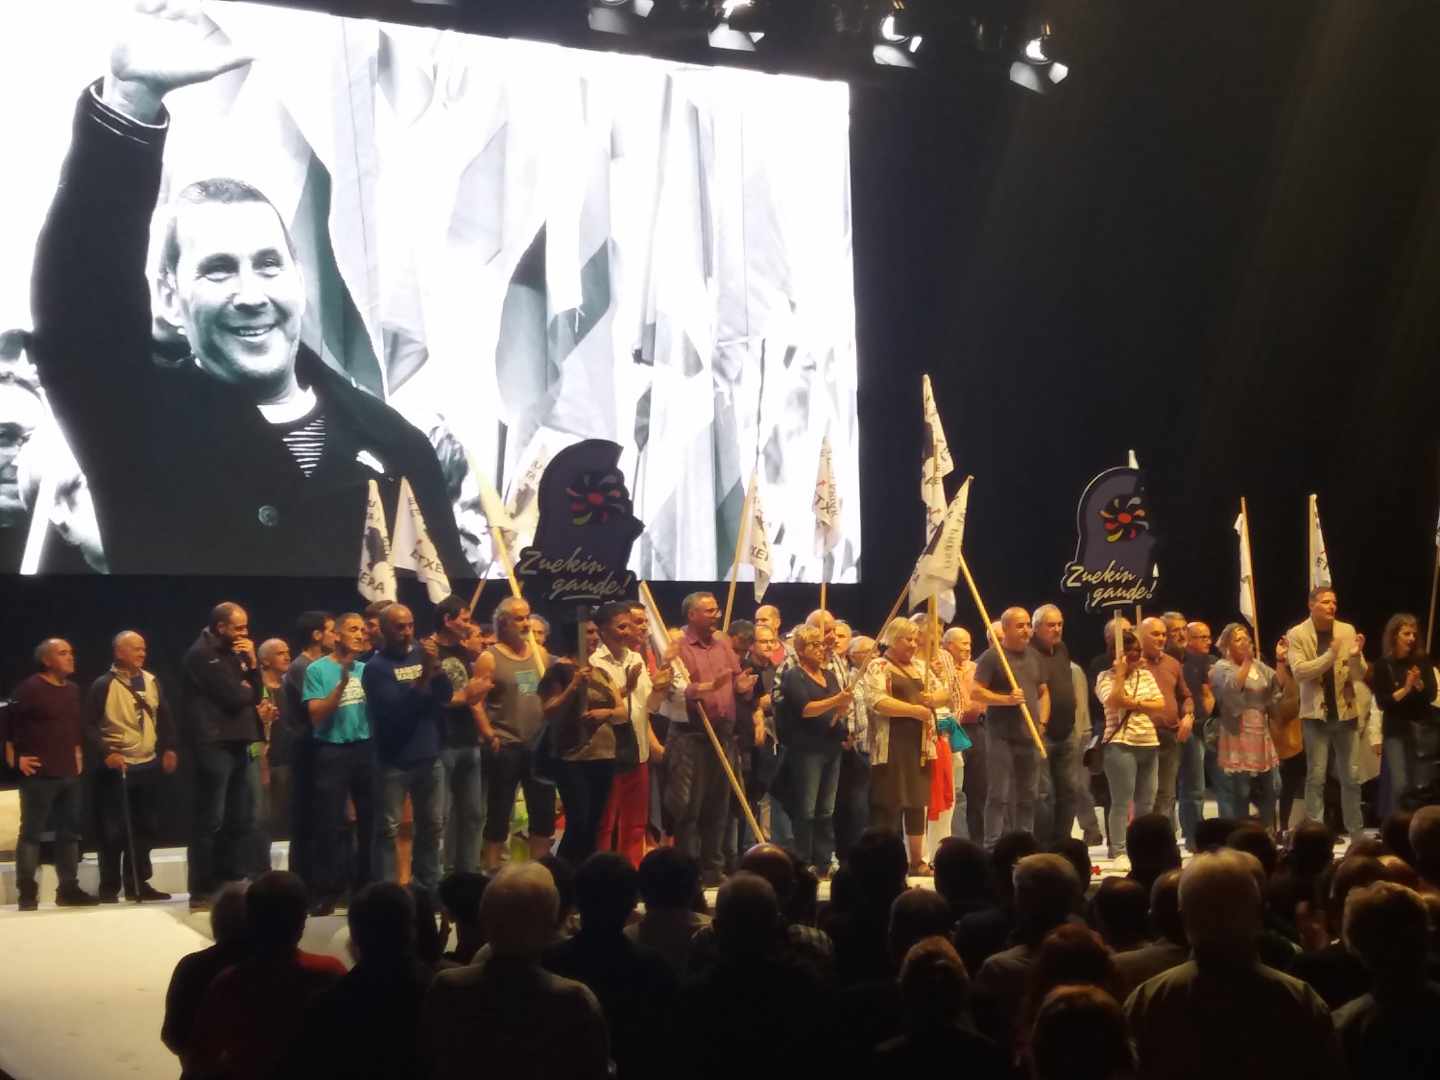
left=597, top=762, right=650, bottom=868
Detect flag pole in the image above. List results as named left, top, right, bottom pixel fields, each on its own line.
left=1241, top=496, right=1260, bottom=649
left=638, top=581, right=765, bottom=844
left=722, top=478, right=757, bottom=634
left=1306, top=494, right=1315, bottom=596
left=466, top=576, right=487, bottom=619
left=955, top=550, right=1046, bottom=757
left=1426, top=545, right=1440, bottom=655
left=820, top=580, right=828, bottom=615
left=876, top=577, right=911, bottom=640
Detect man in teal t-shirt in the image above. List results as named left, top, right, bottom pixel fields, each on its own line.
left=301, top=612, right=375, bottom=913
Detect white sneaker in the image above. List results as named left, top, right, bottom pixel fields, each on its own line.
left=1110, top=853, right=1131, bottom=874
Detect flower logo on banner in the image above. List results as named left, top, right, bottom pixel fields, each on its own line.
left=567, top=470, right=630, bottom=526
left=1100, top=495, right=1149, bottom=543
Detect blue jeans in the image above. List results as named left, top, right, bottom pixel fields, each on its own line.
left=189, top=742, right=258, bottom=897
left=1381, top=731, right=1416, bottom=817
left=1034, top=734, right=1080, bottom=846
left=1103, top=743, right=1158, bottom=857
left=380, top=758, right=444, bottom=895
left=834, top=747, right=871, bottom=858
left=984, top=731, right=1038, bottom=848
left=786, top=746, right=842, bottom=869
left=440, top=745, right=485, bottom=874
left=1302, top=718, right=1362, bottom=836
left=1218, top=768, right=1278, bottom=827
left=1176, top=733, right=1207, bottom=850
left=17, top=775, right=84, bottom=893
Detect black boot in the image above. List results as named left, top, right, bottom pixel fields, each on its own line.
left=17, top=883, right=38, bottom=912
left=128, top=883, right=173, bottom=903
left=55, top=882, right=101, bottom=907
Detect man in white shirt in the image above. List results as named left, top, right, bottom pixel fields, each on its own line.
left=590, top=601, right=670, bottom=866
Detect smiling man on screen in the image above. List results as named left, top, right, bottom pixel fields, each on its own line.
left=28, top=0, right=464, bottom=576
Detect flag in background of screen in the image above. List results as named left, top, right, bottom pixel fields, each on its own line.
left=392, top=476, right=451, bottom=603
left=921, top=374, right=954, bottom=536
left=358, top=479, right=396, bottom=602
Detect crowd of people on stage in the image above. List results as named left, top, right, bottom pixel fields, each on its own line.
left=4, top=583, right=1440, bottom=1077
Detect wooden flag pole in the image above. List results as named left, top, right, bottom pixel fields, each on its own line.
left=820, top=580, right=828, bottom=615
left=722, top=479, right=757, bottom=634
left=1113, top=610, right=1123, bottom=663
left=1306, top=494, right=1315, bottom=596
left=876, top=577, right=912, bottom=640
left=1240, top=496, right=1260, bottom=649
left=639, top=581, right=765, bottom=843
left=955, top=550, right=1047, bottom=757
left=466, top=576, right=487, bottom=619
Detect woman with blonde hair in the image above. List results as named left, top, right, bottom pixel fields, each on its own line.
left=1210, top=622, right=1291, bottom=830
left=866, top=618, right=945, bottom=875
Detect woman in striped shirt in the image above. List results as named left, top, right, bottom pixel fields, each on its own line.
left=1095, top=630, right=1165, bottom=870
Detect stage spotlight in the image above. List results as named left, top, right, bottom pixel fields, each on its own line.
left=1008, top=18, right=1068, bottom=93
left=591, top=0, right=718, bottom=39
left=872, top=0, right=925, bottom=68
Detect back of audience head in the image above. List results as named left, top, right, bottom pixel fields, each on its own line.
left=1410, top=806, right=1440, bottom=885
left=739, top=843, right=797, bottom=909
left=349, top=882, right=416, bottom=964
left=1179, top=850, right=1262, bottom=962
left=482, top=863, right=560, bottom=958
left=1126, top=814, right=1182, bottom=888
left=1149, top=870, right=1186, bottom=946
left=1288, top=821, right=1336, bottom=879
left=1050, top=838, right=1093, bottom=890
left=933, top=838, right=993, bottom=911
left=1023, top=924, right=1123, bottom=1033
left=1343, top=881, right=1431, bottom=988
left=538, top=854, right=577, bottom=929
left=438, top=872, right=489, bottom=931
left=1324, top=855, right=1386, bottom=937
left=714, top=872, right=782, bottom=960
left=409, top=885, right=445, bottom=966
left=1013, top=853, right=1082, bottom=947
left=246, top=871, right=309, bottom=953
left=888, top=888, right=954, bottom=967
left=1344, top=836, right=1386, bottom=861
left=992, top=831, right=1042, bottom=906
left=1092, top=877, right=1150, bottom=952
left=1380, top=810, right=1416, bottom=866
left=1029, top=985, right=1135, bottom=1080
left=1226, top=824, right=1278, bottom=879
left=575, top=853, right=640, bottom=935
left=851, top=828, right=910, bottom=909
left=211, top=881, right=249, bottom=948
left=1193, top=817, right=1239, bottom=853
left=1377, top=853, right=1421, bottom=890
left=637, top=847, right=703, bottom=912
left=897, top=936, right=970, bottom=1032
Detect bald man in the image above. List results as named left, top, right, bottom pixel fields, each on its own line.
left=754, top=605, right=788, bottom=666
left=11, top=638, right=95, bottom=908
left=87, top=631, right=177, bottom=901
left=972, top=608, right=1049, bottom=846
left=1125, top=850, right=1343, bottom=1080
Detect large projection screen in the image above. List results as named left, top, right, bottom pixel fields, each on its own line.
left=0, top=1, right=859, bottom=583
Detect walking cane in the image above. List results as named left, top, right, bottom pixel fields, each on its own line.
left=118, top=767, right=142, bottom=901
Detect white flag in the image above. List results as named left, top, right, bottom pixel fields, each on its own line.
left=358, top=479, right=396, bottom=603
left=1235, top=508, right=1256, bottom=627
left=812, top=434, right=841, bottom=557
left=1308, top=494, right=1332, bottom=590
left=392, top=477, right=452, bottom=603
left=638, top=585, right=672, bottom=659
left=921, top=374, right=954, bottom=535
left=743, top=469, right=775, bottom=603
left=908, top=477, right=971, bottom=621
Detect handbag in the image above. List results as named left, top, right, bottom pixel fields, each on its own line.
left=1267, top=678, right=1302, bottom=760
